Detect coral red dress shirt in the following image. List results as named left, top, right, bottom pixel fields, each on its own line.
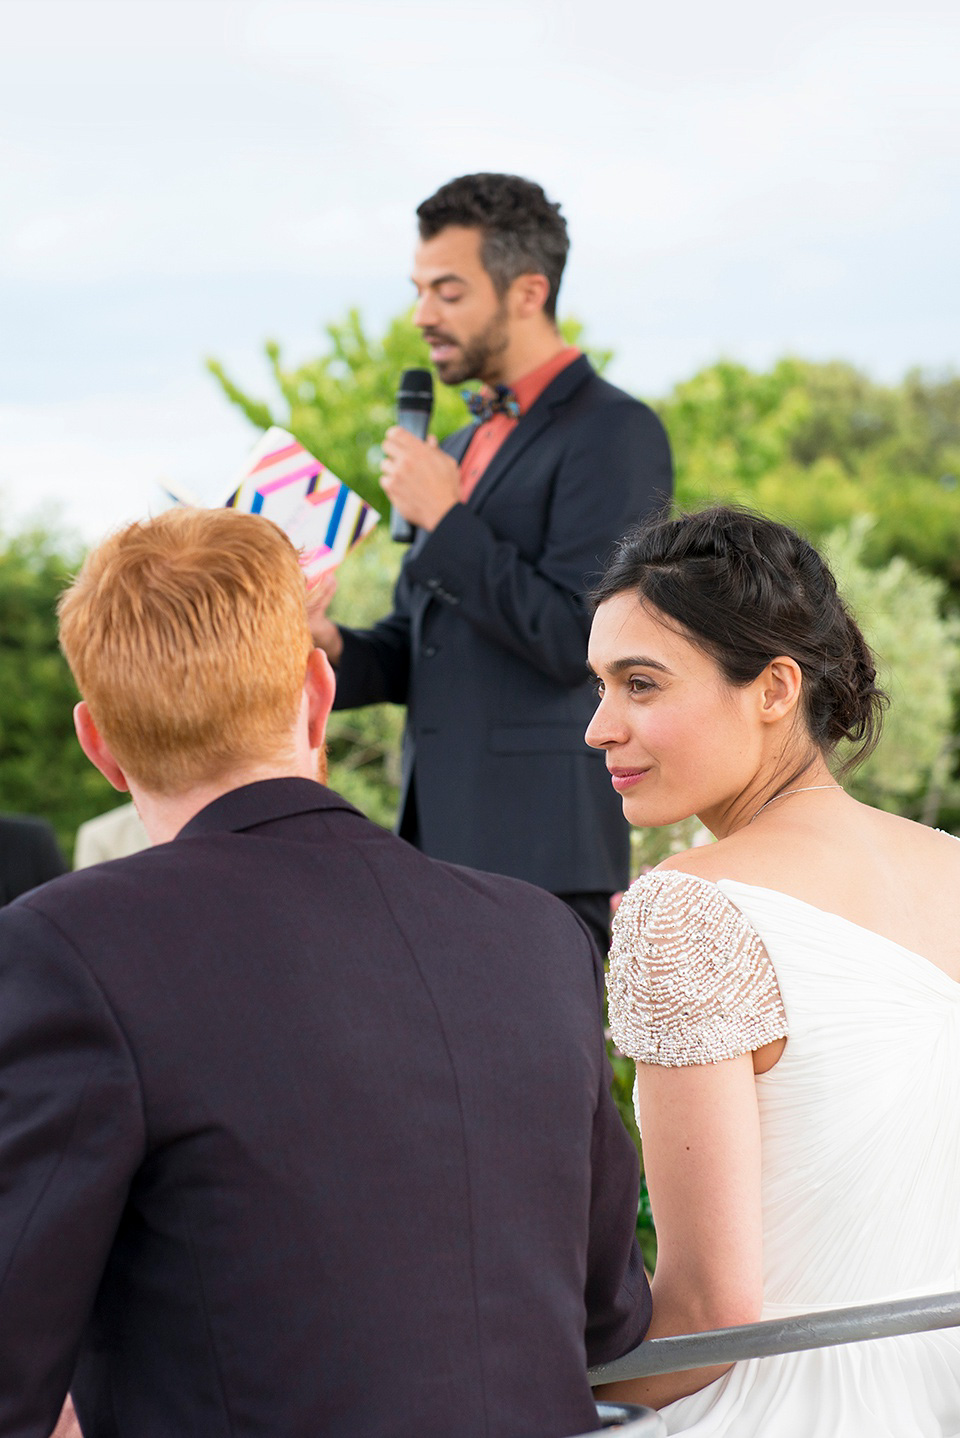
left=458, top=346, right=581, bottom=502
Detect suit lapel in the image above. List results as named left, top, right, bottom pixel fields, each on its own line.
left=466, top=410, right=553, bottom=512
left=445, top=426, right=476, bottom=464
left=465, top=355, right=594, bottom=513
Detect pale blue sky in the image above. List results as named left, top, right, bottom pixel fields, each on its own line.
left=1, top=0, right=957, bottom=540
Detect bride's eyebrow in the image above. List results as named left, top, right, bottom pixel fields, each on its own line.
left=585, top=656, right=674, bottom=680
left=608, top=655, right=673, bottom=675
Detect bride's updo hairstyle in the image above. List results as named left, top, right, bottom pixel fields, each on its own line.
left=593, top=506, right=886, bottom=773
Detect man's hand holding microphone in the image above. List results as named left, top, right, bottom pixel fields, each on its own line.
left=307, top=367, right=452, bottom=659
left=384, top=368, right=454, bottom=540
left=380, top=429, right=459, bottom=533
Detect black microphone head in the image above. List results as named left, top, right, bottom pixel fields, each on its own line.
left=397, top=368, right=434, bottom=413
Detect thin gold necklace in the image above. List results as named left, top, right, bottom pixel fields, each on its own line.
left=750, top=784, right=843, bottom=825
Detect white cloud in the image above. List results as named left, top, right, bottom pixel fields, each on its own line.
left=0, top=383, right=255, bottom=543
left=0, top=0, right=957, bottom=530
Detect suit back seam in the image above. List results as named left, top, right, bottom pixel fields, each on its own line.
left=341, top=835, right=493, bottom=1438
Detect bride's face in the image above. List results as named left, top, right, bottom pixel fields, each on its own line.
left=585, top=592, right=766, bottom=832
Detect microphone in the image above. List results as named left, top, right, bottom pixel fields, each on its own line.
left=389, top=368, right=434, bottom=543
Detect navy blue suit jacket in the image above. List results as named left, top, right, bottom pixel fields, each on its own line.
left=0, top=779, right=649, bottom=1437
left=335, top=357, right=672, bottom=893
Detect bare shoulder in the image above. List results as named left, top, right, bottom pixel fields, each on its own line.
left=875, top=806, right=958, bottom=846
left=654, top=802, right=960, bottom=907
left=655, top=834, right=759, bottom=885
left=867, top=806, right=960, bottom=870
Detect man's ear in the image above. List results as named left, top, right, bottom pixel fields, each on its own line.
left=73, top=702, right=130, bottom=792
left=510, top=271, right=550, bottom=319
left=304, top=648, right=336, bottom=750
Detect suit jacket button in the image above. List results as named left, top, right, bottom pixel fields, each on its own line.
left=423, top=645, right=438, bottom=657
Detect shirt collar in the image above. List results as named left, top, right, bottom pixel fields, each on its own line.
left=487, top=345, right=582, bottom=416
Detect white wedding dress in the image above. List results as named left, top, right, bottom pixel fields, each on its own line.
left=608, top=872, right=960, bottom=1437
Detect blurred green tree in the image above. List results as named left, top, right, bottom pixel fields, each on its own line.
left=0, top=523, right=115, bottom=857
left=207, top=311, right=605, bottom=518
left=206, top=316, right=960, bottom=834
left=209, top=311, right=465, bottom=517
left=826, top=518, right=960, bottom=817
left=322, top=526, right=404, bottom=826
left=661, top=358, right=960, bottom=592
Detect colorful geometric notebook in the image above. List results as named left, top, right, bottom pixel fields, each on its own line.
left=161, top=426, right=379, bottom=582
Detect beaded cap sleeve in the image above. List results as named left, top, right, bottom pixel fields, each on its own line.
left=608, top=870, right=788, bottom=1067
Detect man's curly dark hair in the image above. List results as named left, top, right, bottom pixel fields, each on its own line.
left=416, top=174, right=569, bottom=320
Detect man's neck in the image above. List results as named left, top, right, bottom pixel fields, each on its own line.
left=485, top=325, right=568, bottom=388
left=129, top=760, right=317, bottom=845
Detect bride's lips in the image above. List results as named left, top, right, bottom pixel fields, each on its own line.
left=608, top=767, right=650, bottom=792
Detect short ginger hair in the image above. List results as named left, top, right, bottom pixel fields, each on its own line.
left=59, top=507, right=313, bottom=795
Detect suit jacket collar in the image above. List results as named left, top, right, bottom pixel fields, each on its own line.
left=446, top=426, right=475, bottom=464
left=463, top=354, right=595, bottom=512
left=531, top=351, right=594, bottom=410
left=175, top=777, right=361, bottom=841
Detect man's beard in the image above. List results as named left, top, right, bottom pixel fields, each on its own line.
left=316, top=742, right=328, bottom=785
left=426, top=300, right=509, bottom=386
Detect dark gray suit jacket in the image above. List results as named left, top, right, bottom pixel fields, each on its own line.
left=335, top=356, right=673, bottom=893
left=0, top=779, right=649, bottom=1438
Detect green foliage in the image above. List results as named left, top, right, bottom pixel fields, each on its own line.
left=0, top=524, right=115, bottom=857
left=606, top=1038, right=657, bottom=1266
left=323, top=527, right=404, bottom=827
left=825, top=519, right=960, bottom=817
left=209, top=311, right=469, bottom=518
left=207, top=312, right=606, bottom=519
left=207, top=310, right=960, bottom=834
left=660, top=358, right=960, bottom=593
left=630, top=816, right=707, bottom=877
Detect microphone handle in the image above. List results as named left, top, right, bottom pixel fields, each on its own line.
left=389, top=407, right=431, bottom=544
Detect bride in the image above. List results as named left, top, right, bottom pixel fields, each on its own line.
left=586, top=506, right=960, bottom=1436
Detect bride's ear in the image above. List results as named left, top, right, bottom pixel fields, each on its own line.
left=756, top=657, right=804, bottom=725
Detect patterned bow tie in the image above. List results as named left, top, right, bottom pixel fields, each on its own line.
left=462, top=385, right=521, bottom=423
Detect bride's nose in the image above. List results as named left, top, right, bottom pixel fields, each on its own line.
left=585, top=690, right=628, bottom=750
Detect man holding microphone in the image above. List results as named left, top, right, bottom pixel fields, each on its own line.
left=309, top=173, right=672, bottom=949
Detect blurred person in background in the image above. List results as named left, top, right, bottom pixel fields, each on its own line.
left=73, top=801, right=148, bottom=868
left=0, top=812, right=66, bottom=906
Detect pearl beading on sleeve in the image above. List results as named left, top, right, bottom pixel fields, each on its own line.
left=607, top=870, right=788, bottom=1068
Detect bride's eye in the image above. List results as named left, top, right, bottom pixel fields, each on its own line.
left=628, top=675, right=657, bottom=695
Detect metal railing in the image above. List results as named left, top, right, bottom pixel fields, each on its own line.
left=576, top=1401, right=666, bottom=1435
left=588, top=1290, right=960, bottom=1385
